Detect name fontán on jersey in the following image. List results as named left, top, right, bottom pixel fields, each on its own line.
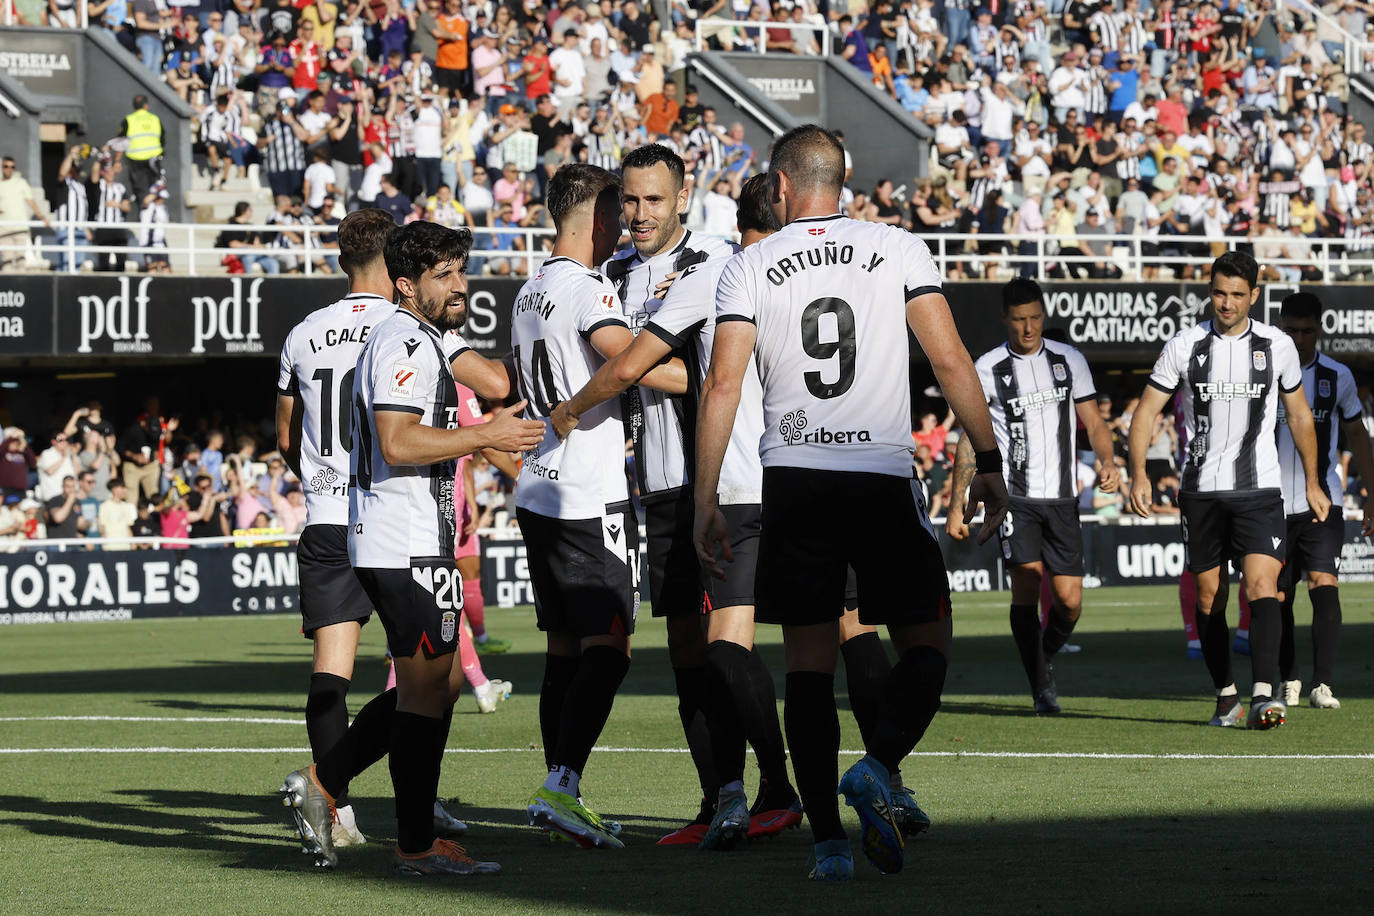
left=779, top=409, right=871, bottom=445
left=765, top=241, right=887, bottom=285
left=513, top=287, right=555, bottom=320
left=1006, top=384, right=1068, bottom=416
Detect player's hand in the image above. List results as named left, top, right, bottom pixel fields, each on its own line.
left=1097, top=460, right=1121, bottom=493
left=965, top=472, right=1009, bottom=545
left=653, top=270, right=681, bottom=300
left=693, top=503, right=731, bottom=580
left=1306, top=480, right=1331, bottom=523
left=550, top=401, right=579, bottom=440
left=485, top=401, right=545, bottom=453
left=945, top=505, right=970, bottom=541
left=1128, top=475, right=1153, bottom=518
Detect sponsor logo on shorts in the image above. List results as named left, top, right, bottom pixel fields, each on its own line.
left=778, top=408, right=871, bottom=446
left=440, top=610, right=456, bottom=643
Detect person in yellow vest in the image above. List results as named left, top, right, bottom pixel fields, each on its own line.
left=119, top=95, right=165, bottom=207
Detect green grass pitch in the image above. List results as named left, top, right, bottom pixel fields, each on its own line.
left=2, top=584, right=1373, bottom=913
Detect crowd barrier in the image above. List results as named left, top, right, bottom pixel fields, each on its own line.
left=8, top=518, right=1366, bottom=625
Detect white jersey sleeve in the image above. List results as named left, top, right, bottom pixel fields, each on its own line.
left=1273, top=333, right=1303, bottom=393
left=1337, top=362, right=1363, bottom=422
left=442, top=330, right=473, bottom=361
left=1148, top=332, right=1187, bottom=394
left=1068, top=346, right=1097, bottom=403
left=901, top=234, right=944, bottom=300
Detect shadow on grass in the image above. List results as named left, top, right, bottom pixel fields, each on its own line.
left=0, top=790, right=1370, bottom=912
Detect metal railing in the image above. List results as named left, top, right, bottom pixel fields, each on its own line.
left=1276, top=0, right=1374, bottom=75
left=693, top=17, right=832, bottom=57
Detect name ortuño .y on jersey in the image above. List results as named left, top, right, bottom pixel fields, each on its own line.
left=511, top=256, right=634, bottom=520
left=714, top=214, right=942, bottom=478
left=644, top=251, right=765, bottom=506
left=1147, top=318, right=1302, bottom=494
left=975, top=339, right=1097, bottom=500
left=277, top=292, right=396, bottom=527
left=604, top=229, right=738, bottom=503
left=1277, top=351, right=1362, bottom=515
left=349, top=308, right=467, bottom=568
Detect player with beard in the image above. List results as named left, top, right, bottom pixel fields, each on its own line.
left=551, top=175, right=801, bottom=849
left=280, top=221, right=544, bottom=875
left=600, top=145, right=786, bottom=845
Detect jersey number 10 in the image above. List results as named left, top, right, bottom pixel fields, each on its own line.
left=312, top=366, right=357, bottom=457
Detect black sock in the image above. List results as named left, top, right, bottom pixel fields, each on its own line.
left=672, top=665, right=717, bottom=798
left=1042, top=603, right=1080, bottom=658
left=841, top=632, right=891, bottom=748
left=305, top=673, right=350, bottom=803
left=314, top=688, right=397, bottom=801
left=1278, top=593, right=1298, bottom=682
left=554, top=645, right=630, bottom=776
left=741, top=648, right=790, bottom=792
left=703, top=640, right=751, bottom=786
left=1310, top=585, right=1341, bottom=687
left=784, top=671, right=843, bottom=844
left=1009, top=604, right=1048, bottom=691
left=389, top=710, right=446, bottom=854
left=1248, top=597, right=1281, bottom=690
left=1198, top=605, right=1234, bottom=691
left=539, top=653, right=580, bottom=771
left=868, top=646, right=948, bottom=774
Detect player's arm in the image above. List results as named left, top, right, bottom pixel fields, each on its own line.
left=551, top=328, right=686, bottom=440
left=1341, top=417, right=1374, bottom=535
left=462, top=459, right=479, bottom=536
left=1126, top=383, right=1171, bottom=517
left=481, top=447, right=521, bottom=478
left=1075, top=399, right=1119, bottom=493
left=450, top=349, right=515, bottom=403
left=693, top=318, right=755, bottom=578
left=374, top=402, right=545, bottom=466
left=945, top=433, right=976, bottom=540
left=906, top=290, right=1008, bottom=542
left=275, top=392, right=304, bottom=480
left=1282, top=385, right=1330, bottom=523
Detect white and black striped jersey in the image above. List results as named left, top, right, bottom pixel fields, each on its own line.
left=94, top=180, right=128, bottom=224
left=603, top=230, right=738, bottom=502
left=510, top=256, right=633, bottom=520
left=688, top=124, right=727, bottom=172
left=714, top=214, right=942, bottom=478
left=1277, top=352, right=1362, bottom=516
left=1089, top=10, right=1122, bottom=49
left=975, top=340, right=1097, bottom=501
left=1083, top=64, right=1109, bottom=114
left=644, top=248, right=765, bottom=506
left=262, top=117, right=307, bottom=174
left=349, top=309, right=469, bottom=568
left=1147, top=319, right=1303, bottom=494
left=55, top=177, right=88, bottom=226
left=278, top=292, right=397, bottom=528
left=199, top=104, right=241, bottom=145
left=1116, top=130, right=1144, bottom=180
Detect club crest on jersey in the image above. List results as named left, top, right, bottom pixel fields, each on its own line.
left=1052, top=363, right=1067, bottom=382
left=1319, top=379, right=1331, bottom=398
left=1252, top=350, right=1266, bottom=372
left=389, top=363, right=418, bottom=398
left=440, top=611, right=456, bottom=643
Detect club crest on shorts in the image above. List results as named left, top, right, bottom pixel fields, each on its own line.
left=1052, top=362, right=1067, bottom=382
left=440, top=611, right=457, bottom=643
left=1318, top=378, right=1331, bottom=398
left=1252, top=350, right=1266, bottom=372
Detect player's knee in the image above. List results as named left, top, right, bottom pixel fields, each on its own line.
left=1309, top=572, right=1338, bottom=590
left=306, top=672, right=349, bottom=719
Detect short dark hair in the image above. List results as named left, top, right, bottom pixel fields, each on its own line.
left=768, top=124, right=845, bottom=197
left=1280, top=291, right=1322, bottom=322
left=1211, top=250, right=1259, bottom=291
left=621, top=143, right=685, bottom=191
left=1002, top=278, right=1045, bottom=314
left=384, top=220, right=474, bottom=285
left=737, top=174, right=781, bottom=235
left=337, top=209, right=397, bottom=274
left=547, top=163, right=621, bottom=226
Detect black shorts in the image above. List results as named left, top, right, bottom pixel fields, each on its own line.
left=433, top=66, right=471, bottom=94
left=645, top=494, right=705, bottom=618
left=1277, top=510, right=1345, bottom=591
left=1180, top=489, right=1286, bottom=572
left=756, top=467, right=951, bottom=628
left=703, top=503, right=761, bottom=612
left=297, top=524, right=372, bottom=637
left=517, top=503, right=639, bottom=638
left=997, top=497, right=1084, bottom=576
left=355, top=558, right=463, bottom=660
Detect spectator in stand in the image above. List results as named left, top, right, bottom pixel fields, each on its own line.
left=75, top=470, right=102, bottom=537
left=37, top=429, right=79, bottom=502
left=0, top=157, right=52, bottom=269
left=374, top=172, right=413, bottom=223
left=303, top=150, right=339, bottom=211
left=45, top=475, right=86, bottom=540
left=98, top=479, right=138, bottom=549
left=217, top=202, right=281, bottom=275
left=434, top=0, right=472, bottom=98
left=424, top=182, right=469, bottom=227
left=259, top=98, right=311, bottom=198
left=1, top=430, right=37, bottom=499
left=188, top=473, right=232, bottom=538
left=131, top=0, right=175, bottom=73
left=640, top=80, right=680, bottom=139
left=118, top=399, right=176, bottom=504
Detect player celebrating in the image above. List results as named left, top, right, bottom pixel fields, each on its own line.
left=281, top=221, right=544, bottom=874
left=515, top=164, right=688, bottom=849
left=601, top=145, right=785, bottom=845
left=551, top=174, right=801, bottom=850
left=1127, top=251, right=1328, bottom=730
left=694, top=125, right=1008, bottom=880
left=947, top=279, right=1119, bottom=713
left=1274, top=292, right=1374, bottom=710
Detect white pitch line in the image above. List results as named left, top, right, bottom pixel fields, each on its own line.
left=0, top=746, right=1370, bottom=760
left=0, top=715, right=302, bottom=725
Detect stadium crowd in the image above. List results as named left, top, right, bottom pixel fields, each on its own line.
left=8, top=0, right=1373, bottom=279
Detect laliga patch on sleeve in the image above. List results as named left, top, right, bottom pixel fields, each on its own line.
left=600, top=293, right=618, bottom=312
left=389, top=363, right=419, bottom=398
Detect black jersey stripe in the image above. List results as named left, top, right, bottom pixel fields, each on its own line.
left=992, top=354, right=1028, bottom=497
left=1313, top=360, right=1339, bottom=501
left=1183, top=334, right=1213, bottom=492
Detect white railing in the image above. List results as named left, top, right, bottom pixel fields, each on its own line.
left=0, top=219, right=555, bottom=277
left=4, top=221, right=1374, bottom=281
left=1276, top=0, right=1374, bottom=75
left=693, top=17, right=832, bottom=57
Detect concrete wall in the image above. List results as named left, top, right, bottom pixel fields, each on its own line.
left=0, top=73, right=43, bottom=186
